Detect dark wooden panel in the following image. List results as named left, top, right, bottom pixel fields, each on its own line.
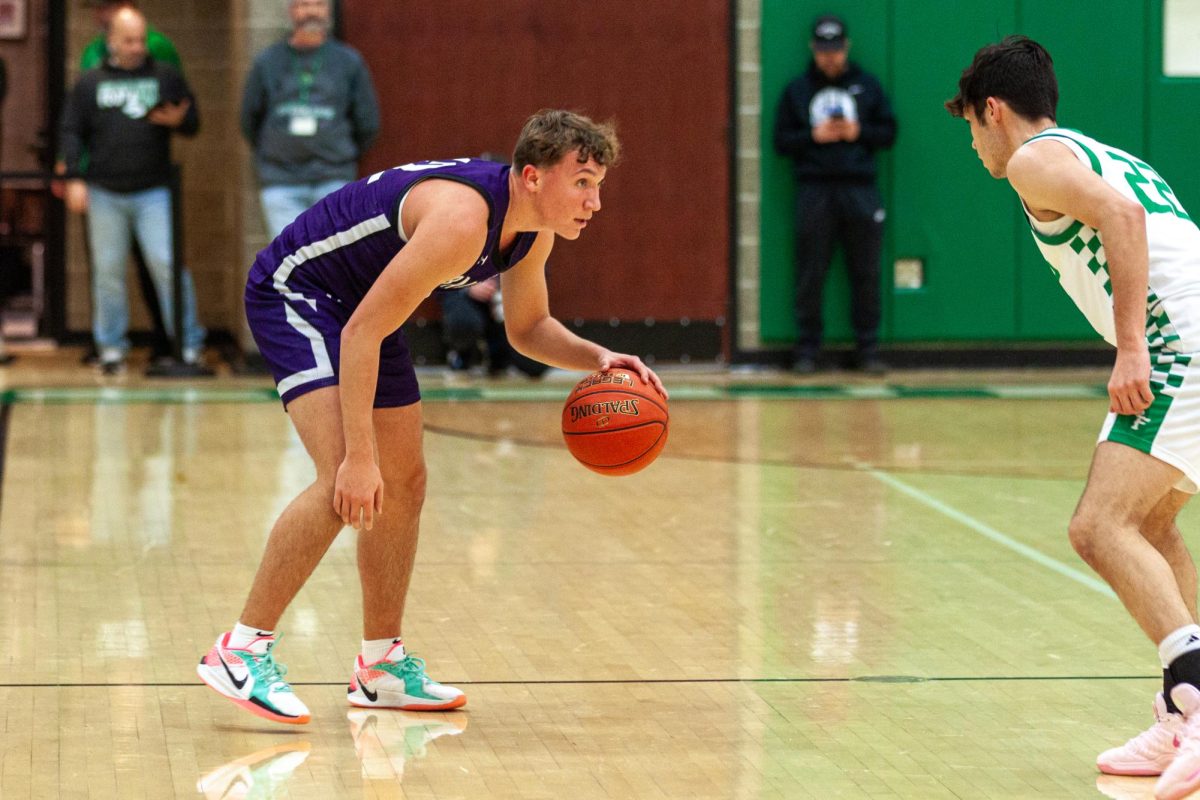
left=341, top=1, right=729, bottom=324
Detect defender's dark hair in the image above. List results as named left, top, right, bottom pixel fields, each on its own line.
left=512, top=109, right=621, bottom=170
left=945, top=35, right=1058, bottom=123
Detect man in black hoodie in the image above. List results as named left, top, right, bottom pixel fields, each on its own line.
left=774, top=14, right=897, bottom=374
left=60, top=6, right=205, bottom=373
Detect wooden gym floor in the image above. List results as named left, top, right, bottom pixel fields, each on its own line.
left=0, top=349, right=1185, bottom=799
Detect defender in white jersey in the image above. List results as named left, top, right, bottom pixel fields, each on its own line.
left=949, top=37, right=1200, bottom=800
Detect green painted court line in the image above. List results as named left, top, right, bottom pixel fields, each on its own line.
left=0, top=383, right=1110, bottom=405
left=988, top=385, right=1108, bottom=399
left=861, top=464, right=1117, bottom=599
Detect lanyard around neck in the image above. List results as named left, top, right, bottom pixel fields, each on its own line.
left=290, top=44, right=324, bottom=104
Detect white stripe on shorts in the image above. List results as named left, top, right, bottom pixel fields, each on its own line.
left=269, top=214, right=391, bottom=397
left=276, top=303, right=334, bottom=398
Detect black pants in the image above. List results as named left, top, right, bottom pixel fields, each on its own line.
left=438, top=290, right=547, bottom=377
left=793, top=181, right=884, bottom=358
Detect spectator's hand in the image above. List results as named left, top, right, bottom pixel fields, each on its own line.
left=812, top=120, right=841, bottom=144
left=467, top=278, right=498, bottom=303
left=147, top=99, right=191, bottom=128
left=51, top=161, right=68, bottom=200
left=64, top=180, right=88, bottom=214
left=596, top=351, right=669, bottom=400
left=837, top=119, right=861, bottom=142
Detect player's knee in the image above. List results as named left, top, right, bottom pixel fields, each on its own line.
left=385, top=461, right=427, bottom=505
left=1067, top=512, right=1103, bottom=564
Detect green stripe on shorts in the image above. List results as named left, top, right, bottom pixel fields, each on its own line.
left=1106, top=352, right=1192, bottom=452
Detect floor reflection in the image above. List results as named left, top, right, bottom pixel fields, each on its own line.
left=195, top=740, right=312, bottom=799
left=1095, top=773, right=1156, bottom=799
left=348, top=710, right=468, bottom=781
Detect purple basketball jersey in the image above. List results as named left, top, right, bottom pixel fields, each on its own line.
left=245, top=158, right=538, bottom=409
left=249, top=158, right=538, bottom=300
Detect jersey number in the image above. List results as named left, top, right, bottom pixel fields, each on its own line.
left=1107, top=152, right=1192, bottom=222
left=367, top=158, right=471, bottom=184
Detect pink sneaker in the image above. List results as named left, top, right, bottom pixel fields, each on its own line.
left=1155, top=684, right=1200, bottom=799
left=1097, top=693, right=1182, bottom=776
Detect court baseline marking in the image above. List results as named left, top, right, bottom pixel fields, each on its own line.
left=0, top=675, right=1157, bottom=688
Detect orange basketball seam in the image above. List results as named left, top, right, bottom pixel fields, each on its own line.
left=562, top=421, right=667, bottom=437
left=576, top=433, right=669, bottom=469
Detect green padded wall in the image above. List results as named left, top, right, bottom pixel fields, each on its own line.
left=760, top=1, right=1199, bottom=346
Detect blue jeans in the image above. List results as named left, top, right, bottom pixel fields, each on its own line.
left=86, top=184, right=206, bottom=354
left=259, top=180, right=348, bottom=238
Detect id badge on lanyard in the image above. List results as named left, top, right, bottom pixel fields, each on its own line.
left=290, top=47, right=322, bottom=137
left=289, top=113, right=318, bottom=136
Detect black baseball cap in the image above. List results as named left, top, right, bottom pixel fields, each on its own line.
left=811, top=15, right=848, bottom=51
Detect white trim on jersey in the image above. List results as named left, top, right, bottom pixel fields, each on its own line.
left=396, top=189, right=413, bottom=242
left=271, top=214, right=392, bottom=291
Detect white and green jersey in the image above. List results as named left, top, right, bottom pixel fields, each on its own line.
left=1019, top=127, right=1200, bottom=353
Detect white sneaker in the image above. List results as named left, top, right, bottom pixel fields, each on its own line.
left=1098, top=692, right=1183, bottom=776
left=1155, top=684, right=1200, bottom=799
left=98, top=347, right=125, bottom=375
left=347, top=641, right=466, bottom=711
left=197, top=632, right=311, bottom=725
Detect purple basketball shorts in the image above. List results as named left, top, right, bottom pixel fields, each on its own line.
left=244, top=275, right=421, bottom=409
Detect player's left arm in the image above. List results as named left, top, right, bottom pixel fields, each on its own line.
left=501, top=232, right=667, bottom=397
left=1008, top=141, right=1154, bottom=415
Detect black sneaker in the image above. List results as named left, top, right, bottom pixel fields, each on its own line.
left=791, top=356, right=818, bottom=375
left=856, top=356, right=888, bottom=375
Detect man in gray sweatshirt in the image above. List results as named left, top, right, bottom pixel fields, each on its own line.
left=240, top=0, right=381, bottom=237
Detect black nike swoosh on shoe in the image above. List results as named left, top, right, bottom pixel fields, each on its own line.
left=360, top=683, right=379, bottom=703
left=219, top=653, right=248, bottom=691
left=248, top=695, right=300, bottom=718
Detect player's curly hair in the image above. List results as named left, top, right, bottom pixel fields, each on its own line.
left=946, top=35, right=1058, bottom=124
left=512, top=109, right=621, bottom=170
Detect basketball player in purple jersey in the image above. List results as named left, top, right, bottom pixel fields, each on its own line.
left=197, top=110, right=666, bottom=724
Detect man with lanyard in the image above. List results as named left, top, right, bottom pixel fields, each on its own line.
left=240, top=0, right=380, bottom=238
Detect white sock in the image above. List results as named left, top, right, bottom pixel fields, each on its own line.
left=362, top=637, right=404, bottom=664
left=229, top=621, right=274, bottom=650
left=1159, top=624, right=1200, bottom=666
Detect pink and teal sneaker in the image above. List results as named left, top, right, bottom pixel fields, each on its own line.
left=347, top=643, right=465, bottom=711
left=197, top=632, right=311, bottom=725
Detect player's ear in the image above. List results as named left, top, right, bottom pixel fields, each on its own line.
left=521, top=163, right=542, bottom=191
left=985, top=96, right=1001, bottom=124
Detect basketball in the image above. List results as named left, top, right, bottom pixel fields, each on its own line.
left=561, top=369, right=669, bottom=476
